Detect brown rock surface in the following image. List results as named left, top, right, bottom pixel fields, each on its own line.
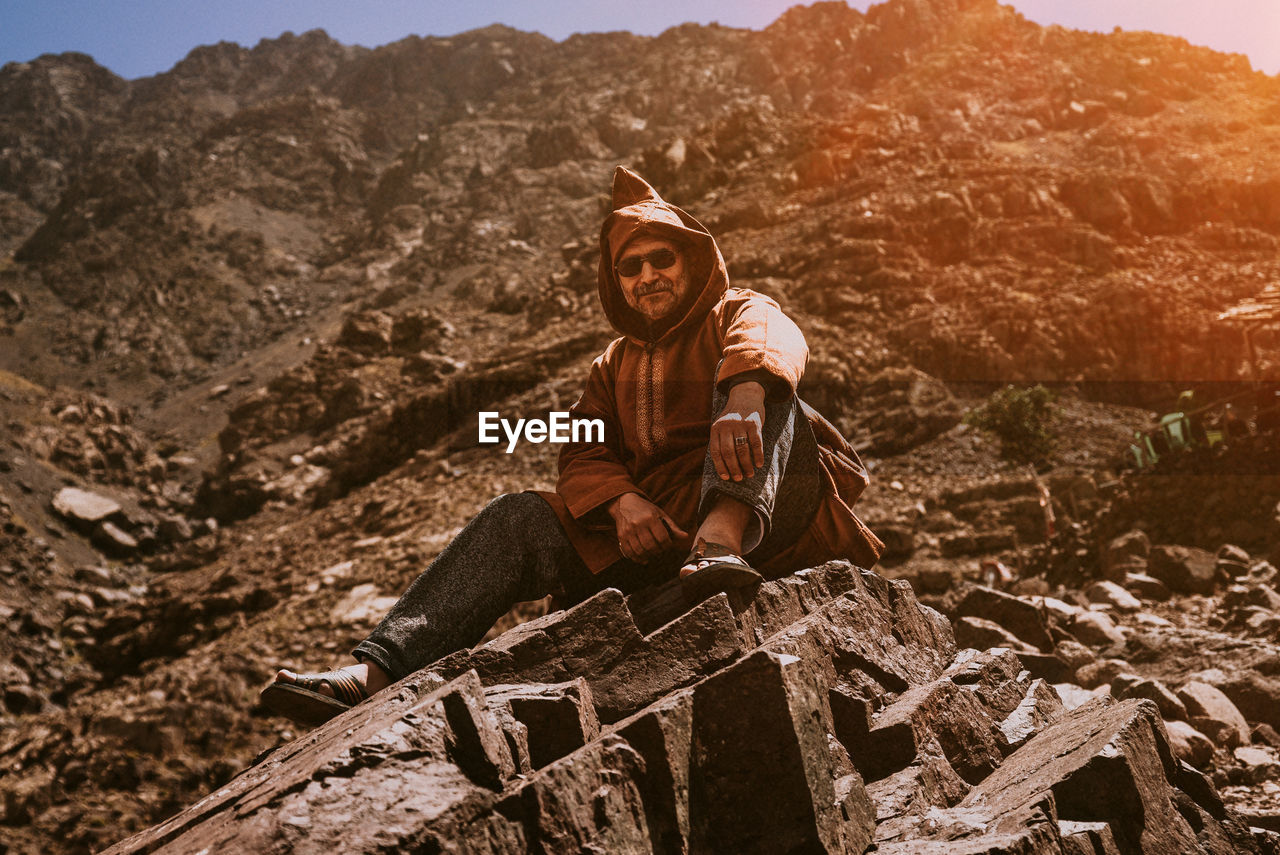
left=91, top=563, right=1261, bottom=855
left=1166, top=719, right=1216, bottom=768
left=954, top=584, right=1055, bottom=651
left=2, top=0, right=1280, bottom=851
left=1179, top=681, right=1253, bottom=749
left=1148, top=545, right=1220, bottom=596
left=51, top=487, right=121, bottom=526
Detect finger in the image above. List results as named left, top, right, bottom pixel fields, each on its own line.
left=644, top=518, right=672, bottom=551
left=660, top=514, right=689, bottom=540
left=620, top=525, right=639, bottom=559
left=710, top=431, right=731, bottom=480
left=715, top=427, right=739, bottom=480
left=748, top=421, right=765, bottom=468
left=722, top=431, right=746, bottom=481
left=634, top=524, right=660, bottom=557
left=735, top=429, right=757, bottom=478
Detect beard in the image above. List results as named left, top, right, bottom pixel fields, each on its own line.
left=630, top=270, right=691, bottom=319
left=633, top=269, right=695, bottom=340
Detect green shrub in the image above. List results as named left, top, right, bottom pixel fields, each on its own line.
left=965, top=384, right=1057, bottom=464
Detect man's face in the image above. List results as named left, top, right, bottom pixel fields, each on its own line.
left=615, top=237, right=690, bottom=322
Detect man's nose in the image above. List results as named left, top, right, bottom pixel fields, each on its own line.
left=639, top=261, right=661, bottom=282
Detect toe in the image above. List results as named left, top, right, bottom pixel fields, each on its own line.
left=274, top=668, right=344, bottom=697
left=679, top=559, right=708, bottom=579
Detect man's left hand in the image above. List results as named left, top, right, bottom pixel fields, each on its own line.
left=710, top=380, right=766, bottom=481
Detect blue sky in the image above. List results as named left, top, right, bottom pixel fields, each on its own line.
left=1, top=1, right=1276, bottom=79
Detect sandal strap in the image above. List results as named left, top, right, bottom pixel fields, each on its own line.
left=683, top=538, right=751, bottom=572
left=294, top=669, right=369, bottom=706
left=685, top=553, right=751, bottom=572
left=685, top=538, right=744, bottom=563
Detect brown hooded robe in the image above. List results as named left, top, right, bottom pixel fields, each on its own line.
left=535, top=167, right=883, bottom=576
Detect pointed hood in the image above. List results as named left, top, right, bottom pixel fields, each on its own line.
left=598, top=166, right=729, bottom=343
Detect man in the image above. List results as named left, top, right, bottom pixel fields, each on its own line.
left=262, top=167, right=883, bottom=725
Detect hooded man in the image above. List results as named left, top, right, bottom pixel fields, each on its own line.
left=262, top=167, right=883, bottom=725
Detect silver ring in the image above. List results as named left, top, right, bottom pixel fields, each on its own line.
left=734, top=436, right=748, bottom=446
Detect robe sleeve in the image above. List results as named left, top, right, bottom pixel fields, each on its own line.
left=555, top=349, right=642, bottom=526
left=714, top=292, right=809, bottom=392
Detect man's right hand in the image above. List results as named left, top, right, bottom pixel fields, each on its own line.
left=607, top=492, right=689, bottom=562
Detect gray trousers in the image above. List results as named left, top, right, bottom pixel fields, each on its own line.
left=353, top=393, right=820, bottom=681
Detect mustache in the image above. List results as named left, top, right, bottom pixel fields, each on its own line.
left=636, top=279, right=674, bottom=297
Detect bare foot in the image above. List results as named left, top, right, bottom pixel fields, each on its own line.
left=273, top=662, right=393, bottom=697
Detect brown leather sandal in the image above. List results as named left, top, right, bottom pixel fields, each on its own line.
left=679, top=538, right=763, bottom=598
left=259, top=668, right=370, bottom=727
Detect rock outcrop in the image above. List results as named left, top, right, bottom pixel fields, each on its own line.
left=103, top=563, right=1264, bottom=854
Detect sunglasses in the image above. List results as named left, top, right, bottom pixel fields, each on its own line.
left=615, top=248, right=678, bottom=279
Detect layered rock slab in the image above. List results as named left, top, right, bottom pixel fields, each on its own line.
left=875, top=696, right=1259, bottom=855
left=101, top=670, right=521, bottom=855
left=103, top=561, right=1260, bottom=855
left=687, top=649, right=874, bottom=854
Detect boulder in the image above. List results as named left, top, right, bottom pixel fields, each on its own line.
left=610, top=692, right=695, bottom=852
left=864, top=734, right=969, bottom=838
left=1033, top=595, right=1084, bottom=627
left=952, top=616, right=1037, bottom=654
left=1166, top=720, right=1215, bottom=768
left=1074, top=658, right=1131, bottom=689
left=515, top=734, right=654, bottom=851
left=335, top=310, right=393, bottom=354
left=1104, top=530, right=1150, bottom=579
left=1147, top=544, right=1219, bottom=595
left=1209, top=671, right=1280, bottom=733
left=1221, top=583, right=1280, bottom=615
left=1125, top=572, right=1171, bottom=602
left=1249, top=562, right=1279, bottom=587
left=874, top=523, right=916, bottom=561
left=1054, top=683, right=1109, bottom=711
left=1113, top=677, right=1187, bottom=721
left=1084, top=580, right=1142, bottom=613
left=954, top=585, right=1054, bottom=651
left=390, top=309, right=452, bottom=353
left=431, top=586, right=742, bottom=723
left=92, top=520, right=139, bottom=556
left=850, top=367, right=963, bottom=457
left=1053, top=639, right=1098, bottom=672
left=1068, top=609, right=1125, bottom=649
left=52, top=487, right=120, bottom=526
left=943, top=647, right=1029, bottom=719
left=1253, top=723, right=1280, bottom=749
left=1059, top=172, right=1133, bottom=233
left=1232, top=746, right=1280, bottom=784
left=1216, top=545, right=1252, bottom=580
left=1015, top=650, right=1078, bottom=684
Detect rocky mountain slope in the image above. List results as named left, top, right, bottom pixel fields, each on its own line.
left=2, top=0, right=1280, bottom=852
